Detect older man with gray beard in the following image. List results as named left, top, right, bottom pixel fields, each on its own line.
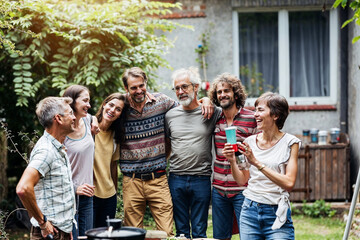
left=165, top=67, right=222, bottom=239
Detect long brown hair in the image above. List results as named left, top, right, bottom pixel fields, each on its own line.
left=62, top=85, right=89, bottom=112
left=95, top=93, right=128, bottom=144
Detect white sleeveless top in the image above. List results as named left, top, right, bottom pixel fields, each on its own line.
left=243, top=133, right=301, bottom=205
left=64, top=114, right=95, bottom=192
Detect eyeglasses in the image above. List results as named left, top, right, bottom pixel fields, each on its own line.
left=172, top=84, right=193, bottom=92
left=59, top=111, right=74, bottom=117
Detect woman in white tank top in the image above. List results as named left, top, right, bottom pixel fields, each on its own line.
left=223, top=92, right=301, bottom=240
left=63, top=85, right=97, bottom=240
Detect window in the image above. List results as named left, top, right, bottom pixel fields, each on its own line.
left=232, top=9, right=338, bottom=106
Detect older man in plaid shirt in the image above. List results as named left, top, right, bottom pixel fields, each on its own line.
left=17, top=97, right=77, bottom=240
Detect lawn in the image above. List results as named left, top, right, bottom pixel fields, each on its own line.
left=204, top=214, right=348, bottom=240
left=4, top=214, right=356, bottom=240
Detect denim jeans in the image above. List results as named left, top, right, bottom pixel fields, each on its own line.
left=93, top=194, right=117, bottom=228
left=73, top=195, right=93, bottom=240
left=168, top=174, right=211, bottom=239
left=212, top=188, right=244, bottom=239
left=240, top=198, right=294, bottom=240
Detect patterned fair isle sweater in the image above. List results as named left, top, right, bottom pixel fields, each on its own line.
left=119, top=92, right=177, bottom=173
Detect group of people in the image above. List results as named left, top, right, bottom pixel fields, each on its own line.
left=16, top=66, right=301, bottom=240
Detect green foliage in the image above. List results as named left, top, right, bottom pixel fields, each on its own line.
left=301, top=200, right=337, bottom=218
left=0, top=210, right=8, bottom=239
left=333, top=0, right=360, bottom=43
left=194, top=22, right=214, bottom=74
left=0, top=0, right=190, bottom=216
left=116, top=173, right=124, bottom=219
left=1, top=121, right=40, bottom=164
left=239, top=63, right=275, bottom=98
left=0, top=0, right=39, bottom=56
left=194, top=23, right=214, bottom=99
left=290, top=202, right=302, bottom=215
left=0, top=0, right=189, bottom=107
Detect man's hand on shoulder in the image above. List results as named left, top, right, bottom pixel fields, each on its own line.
left=199, top=97, right=214, bottom=119
left=90, top=115, right=100, bottom=135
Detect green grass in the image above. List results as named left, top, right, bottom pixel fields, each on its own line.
left=145, top=213, right=348, bottom=239
left=207, top=214, right=347, bottom=240
left=292, top=215, right=345, bottom=240
left=5, top=214, right=355, bottom=240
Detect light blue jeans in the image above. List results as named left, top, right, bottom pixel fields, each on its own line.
left=168, top=174, right=211, bottom=239
left=240, top=198, right=294, bottom=240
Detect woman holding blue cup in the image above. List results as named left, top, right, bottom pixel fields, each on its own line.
left=223, top=92, right=300, bottom=240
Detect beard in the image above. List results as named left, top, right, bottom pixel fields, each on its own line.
left=219, top=97, right=235, bottom=109
left=178, top=91, right=195, bottom=107
left=132, top=92, right=145, bottom=103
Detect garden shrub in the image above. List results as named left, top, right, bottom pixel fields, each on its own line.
left=301, top=200, right=337, bottom=218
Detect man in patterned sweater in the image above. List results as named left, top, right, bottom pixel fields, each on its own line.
left=119, top=67, right=213, bottom=236
left=208, top=73, right=257, bottom=240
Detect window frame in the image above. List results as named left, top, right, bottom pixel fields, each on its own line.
left=232, top=8, right=339, bottom=106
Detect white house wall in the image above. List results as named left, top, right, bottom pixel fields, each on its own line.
left=157, top=0, right=234, bottom=100
left=348, top=22, right=360, bottom=170
left=156, top=0, right=341, bottom=135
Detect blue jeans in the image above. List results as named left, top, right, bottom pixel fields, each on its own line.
left=240, top=198, right=294, bottom=240
left=73, top=195, right=93, bottom=240
left=212, top=188, right=244, bottom=239
left=93, top=194, right=117, bottom=228
left=168, top=174, right=211, bottom=239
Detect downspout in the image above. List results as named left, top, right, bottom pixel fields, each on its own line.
left=339, top=6, right=348, bottom=134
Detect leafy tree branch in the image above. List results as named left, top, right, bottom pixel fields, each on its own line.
left=333, top=0, right=360, bottom=43
left=0, top=0, right=190, bottom=107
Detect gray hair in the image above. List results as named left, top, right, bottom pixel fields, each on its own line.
left=36, top=97, right=73, bottom=129
left=171, top=67, right=201, bottom=92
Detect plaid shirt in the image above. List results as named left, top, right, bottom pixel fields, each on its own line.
left=28, top=131, right=76, bottom=233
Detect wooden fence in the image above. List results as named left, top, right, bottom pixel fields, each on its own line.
left=291, top=143, right=350, bottom=202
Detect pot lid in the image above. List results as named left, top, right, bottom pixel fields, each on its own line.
left=86, top=226, right=146, bottom=239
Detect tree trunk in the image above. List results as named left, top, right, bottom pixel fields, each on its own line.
left=0, top=130, right=8, bottom=201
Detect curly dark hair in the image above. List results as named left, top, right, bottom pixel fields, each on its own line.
left=95, top=93, right=128, bottom=144
left=208, top=73, right=247, bottom=108
left=255, top=92, right=289, bottom=130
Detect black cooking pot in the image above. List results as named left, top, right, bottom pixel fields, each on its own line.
left=85, top=226, right=146, bottom=240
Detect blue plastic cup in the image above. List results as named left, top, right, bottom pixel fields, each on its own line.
left=225, top=127, right=238, bottom=152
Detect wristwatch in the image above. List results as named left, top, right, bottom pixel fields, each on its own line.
left=40, top=214, right=47, bottom=226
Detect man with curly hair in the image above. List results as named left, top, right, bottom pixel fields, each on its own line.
left=208, top=73, right=257, bottom=240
